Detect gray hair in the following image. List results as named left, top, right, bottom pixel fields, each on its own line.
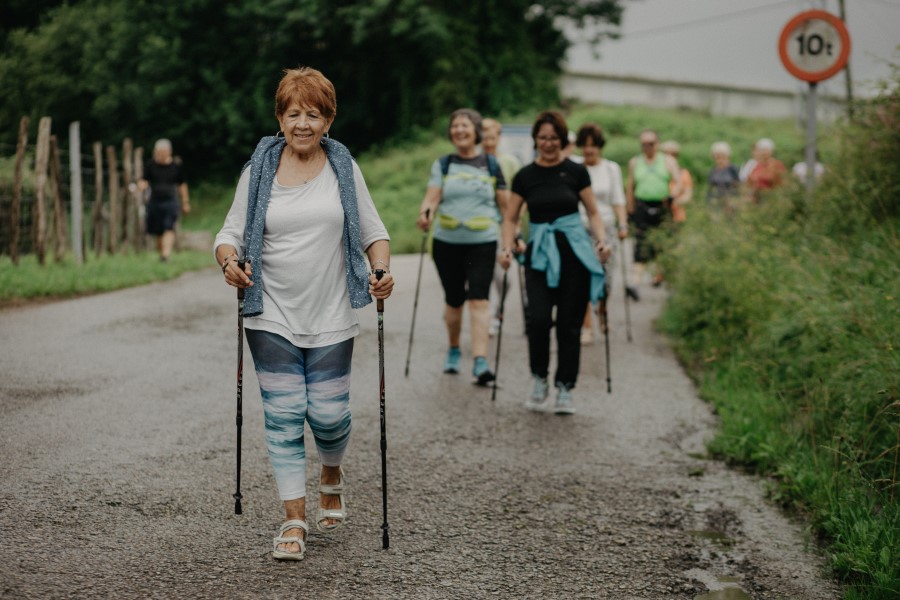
left=756, top=138, right=775, bottom=152
left=710, top=141, right=731, bottom=156
left=154, top=138, right=173, bottom=152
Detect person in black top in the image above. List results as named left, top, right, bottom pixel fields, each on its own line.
left=139, top=138, right=190, bottom=262
left=498, top=111, right=611, bottom=415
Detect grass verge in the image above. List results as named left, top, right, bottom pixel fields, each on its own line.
left=657, top=82, right=899, bottom=599
left=0, top=250, right=213, bottom=306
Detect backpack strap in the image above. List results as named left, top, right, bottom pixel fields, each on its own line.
left=441, top=153, right=500, bottom=189
left=485, top=154, right=500, bottom=180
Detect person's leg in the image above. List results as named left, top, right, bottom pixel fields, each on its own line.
left=463, top=241, right=497, bottom=380
left=160, top=230, right=176, bottom=261
left=631, top=200, right=652, bottom=289
left=554, top=240, right=591, bottom=388
left=246, top=329, right=309, bottom=553
left=304, top=338, right=354, bottom=529
left=488, top=262, right=505, bottom=334
left=444, top=305, right=463, bottom=347
left=581, top=304, right=593, bottom=344
left=524, top=265, right=553, bottom=380
left=432, top=239, right=467, bottom=371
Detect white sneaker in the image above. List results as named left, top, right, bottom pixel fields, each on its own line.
left=525, top=376, right=550, bottom=412
left=554, top=384, right=575, bottom=415
left=488, top=317, right=500, bottom=337
left=580, top=328, right=593, bottom=345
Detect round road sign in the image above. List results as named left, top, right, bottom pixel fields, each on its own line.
left=778, top=10, right=851, bottom=83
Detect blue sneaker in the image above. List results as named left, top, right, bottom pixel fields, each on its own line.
left=473, top=356, right=495, bottom=386
left=444, top=347, right=461, bottom=374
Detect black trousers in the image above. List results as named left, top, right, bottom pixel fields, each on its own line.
left=525, top=233, right=591, bottom=388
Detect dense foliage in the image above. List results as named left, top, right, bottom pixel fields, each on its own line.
left=0, top=0, right=622, bottom=177
left=658, top=82, right=900, bottom=599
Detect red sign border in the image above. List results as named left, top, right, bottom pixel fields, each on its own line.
left=779, top=9, right=851, bottom=83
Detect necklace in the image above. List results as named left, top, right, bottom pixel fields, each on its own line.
left=286, top=148, right=326, bottom=184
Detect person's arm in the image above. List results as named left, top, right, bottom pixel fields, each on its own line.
left=179, top=182, right=191, bottom=214
left=495, top=188, right=510, bottom=222
left=215, top=169, right=252, bottom=288
left=609, top=162, right=628, bottom=239
left=499, top=192, right=525, bottom=270
left=625, top=157, right=636, bottom=214
left=675, top=171, right=693, bottom=206
left=665, top=154, right=683, bottom=200
left=417, top=187, right=441, bottom=231
left=579, top=187, right=612, bottom=263
left=365, top=239, right=393, bottom=300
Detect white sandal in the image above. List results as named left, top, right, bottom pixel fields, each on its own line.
left=272, top=519, right=308, bottom=561
left=316, top=468, right=348, bottom=533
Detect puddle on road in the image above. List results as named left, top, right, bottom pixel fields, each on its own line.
left=695, top=587, right=751, bottom=600
left=686, top=529, right=734, bottom=546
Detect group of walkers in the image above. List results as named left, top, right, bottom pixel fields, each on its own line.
left=209, top=65, right=776, bottom=562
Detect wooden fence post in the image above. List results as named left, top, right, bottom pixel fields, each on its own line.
left=10, top=116, right=29, bottom=266
left=49, top=135, right=67, bottom=262
left=122, top=138, right=135, bottom=250
left=106, top=145, right=119, bottom=253
left=33, top=117, right=52, bottom=265
left=133, top=147, right=145, bottom=250
left=69, top=122, right=83, bottom=265
left=92, top=142, right=104, bottom=257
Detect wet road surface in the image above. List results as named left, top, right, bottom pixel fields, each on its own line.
left=0, top=253, right=841, bottom=599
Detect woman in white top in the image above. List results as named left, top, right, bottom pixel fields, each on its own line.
left=575, top=123, right=628, bottom=342
left=214, top=67, right=393, bottom=561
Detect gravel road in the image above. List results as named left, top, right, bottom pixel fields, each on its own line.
left=0, top=253, right=841, bottom=599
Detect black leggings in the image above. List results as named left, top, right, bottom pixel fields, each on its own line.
left=432, top=239, right=497, bottom=307
left=525, top=234, right=590, bottom=388
left=631, top=199, right=668, bottom=263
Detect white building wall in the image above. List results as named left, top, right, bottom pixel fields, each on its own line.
left=560, top=71, right=848, bottom=122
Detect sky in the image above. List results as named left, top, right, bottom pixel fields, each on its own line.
left=565, top=0, right=899, bottom=98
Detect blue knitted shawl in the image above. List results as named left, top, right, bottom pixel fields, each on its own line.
left=240, top=135, right=372, bottom=317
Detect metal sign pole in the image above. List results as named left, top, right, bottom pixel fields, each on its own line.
left=805, top=82, right=818, bottom=195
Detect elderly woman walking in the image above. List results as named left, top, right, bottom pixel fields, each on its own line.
left=214, top=66, right=393, bottom=561
left=498, top=111, right=611, bottom=415
left=417, top=108, right=508, bottom=385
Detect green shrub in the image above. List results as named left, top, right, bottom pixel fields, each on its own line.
left=659, top=80, right=900, bottom=599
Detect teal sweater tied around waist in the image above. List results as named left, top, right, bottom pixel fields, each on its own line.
left=529, top=212, right=607, bottom=301
left=241, top=135, right=372, bottom=317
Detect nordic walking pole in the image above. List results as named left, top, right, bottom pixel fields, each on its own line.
left=491, top=270, right=509, bottom=402
left=234, top=259, right=247, bottom=515
left=518, top=259, right=528, bottom=336
left=602, top=279, right=612, bottom=394
left=374, top=268, right=390, bottom=549
left=621, top=245, right=633, bottom=343
left=404, top=208, right=429, bottom=377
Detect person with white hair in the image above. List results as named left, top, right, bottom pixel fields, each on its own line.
left=744, top=137, right=786, bottom=203
left=139, top=138, right=191, bottom=262
left=706, top=141, right=741, bottom=211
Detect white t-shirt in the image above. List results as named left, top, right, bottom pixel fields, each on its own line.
left=214, top=161, right=389, bottom=347
left=579, top=159, right=625, bottom=229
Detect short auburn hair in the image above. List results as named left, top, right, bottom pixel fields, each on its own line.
left=275, top=67, right=337, bottom=120
left=531, top=110, right=569, bottom=149
left=575, top=123, right=605, bottom=149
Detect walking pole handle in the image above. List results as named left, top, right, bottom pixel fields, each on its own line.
left=374, top=269, right=385, bottom=310
left=237, top=260, right=246, bottom=300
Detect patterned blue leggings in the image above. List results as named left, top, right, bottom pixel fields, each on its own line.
left=245, top=329, right=353, bottom=501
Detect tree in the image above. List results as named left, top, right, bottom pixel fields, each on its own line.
left=0, top=0, right=623, bottom=177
